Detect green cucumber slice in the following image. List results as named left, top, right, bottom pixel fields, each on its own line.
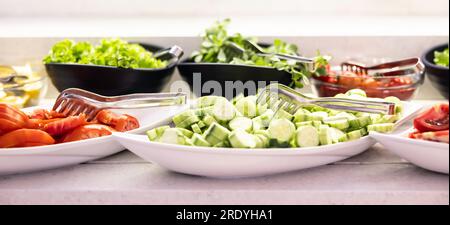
left=191, top=124, right=202, bottom=134
left=203, top=122, right=231, bottom=145
left=159, top=128, right=189, bottom=145
left=268, top=118, right=296, bottom=142
left=229, top=117, right=253, bottom=132
left=191, top=133, right=211, bottom=147
left=367, top=123, right=395, bottom=133
left=228, top=130, right=257, bottom=148
left=319, top=125, right=333, bottom=145
left=235, top=97, right=258, bottom=118
left=212, top=99, right=236, bottom=122
left=296, top=125, right=320, bottom=147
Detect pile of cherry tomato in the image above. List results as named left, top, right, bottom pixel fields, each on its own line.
left=313, top=66, right=418, bottom=100
left=0, top=103, right=139, bottom=148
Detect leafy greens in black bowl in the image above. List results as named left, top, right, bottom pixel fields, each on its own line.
left=44, top=38, right=181, bottom=96
left=422, top=43, right=449, bottom=99
left=177, top=19, right=329, bottom=97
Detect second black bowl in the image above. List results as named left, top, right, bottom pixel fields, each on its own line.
left=177, top=59, right=292, bottom=98
left=422, top=43, right=449, bottom=99
left=45, top=43, right=178, bottom=96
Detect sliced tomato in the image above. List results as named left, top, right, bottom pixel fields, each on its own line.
left=0, top=129, right=55, bottom=148
left=337, top=72, right=363, bottom=88
left=410, top=130, right=449, bottom=144
left=0, top=103, right=29, bottom=135
left=28, top=109, right=66, bottom=120
left=43, top=114, right=87, bottom=136
left=413, top=104, right=449, bottom=132
left=95, top=110, right=140, bottom=132
left=61, top=124, right=115, bottom=143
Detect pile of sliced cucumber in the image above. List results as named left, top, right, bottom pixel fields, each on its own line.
left=146, top=89, right=403, bottom=148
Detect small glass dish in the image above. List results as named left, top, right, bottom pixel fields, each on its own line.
left=0, top=65, right=48, bottom=108
left=311, top=65, right=425, bottom=101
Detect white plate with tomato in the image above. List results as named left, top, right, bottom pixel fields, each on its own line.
left=0, top=103, right=186, bottom=176
left=370, top=103, right=449, bottom=174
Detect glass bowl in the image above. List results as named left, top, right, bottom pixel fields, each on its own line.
left=311, top=66, right=425, bottom=101
left=0, top=65, right=48, bottom=108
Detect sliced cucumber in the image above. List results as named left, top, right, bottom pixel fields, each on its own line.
left=159, top=128, right=189, bottom=145
left=346, top=89, right=367, bottom=97
left=177, top=128, right=194, bottom=138
left=319, top=125, right=333, bottom=145
left=177, top=115, right=200, bottom=129
left=295, top=121, right=313, bottom=127
left=191, top=133, right=211, bottom=147
left=232, top=93, right=245, bottom=105
left=255, top=134, right=269, bottom=148
left=325, top=119, right=350, bottom=131
left=228, top=130, right=257, bottom=148
left=193, top=107, right=213, bottom=118
left=312, top=121, right=322, bottom=129
left=229, top=117, right=253, bottom=132
left=146, top=129, right=158, bottom=141
left=329, top=127, right=347, bottom=143
left=296, top=125, right=320, bottom=147
left=196, top=96, right=224, bottom=108
left=268, top=118, right=296, bottom=143
left=274, top=109, right=294, bottom=121
left=173, top=110, right=197, bottom=126
left=235, top=97, right=257, bottom=118
left=293, top=109, right=311, bottom=123
left=347, top=129, right=363, bottom=141
left=191, top=124, right=202, bottom=134
left=197, top=121, right=206, bottom=129
left=308, top=111, right=328, bottom=121
left=212, top=99, right=236, bottom=122
left=203, top=122, right=231, bottom=145
left=367, top=123, right=395, bottom=133
left=202, top=115, right=217, bottom=126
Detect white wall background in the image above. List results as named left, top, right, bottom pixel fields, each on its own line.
left=0, top=0, right=449, bottom=17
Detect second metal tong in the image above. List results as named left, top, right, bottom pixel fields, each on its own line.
left=53, top=88, right=187, bottom=120
left=257, top=84, right=396, bottom=115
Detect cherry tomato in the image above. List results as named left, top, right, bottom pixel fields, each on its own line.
left=61, top=124, right=115, bottom=143
left=413, top=104, right=449, bottom=133
left=338, top=72, right=363, bottom=88
left=0, top=129, right=55, bottom=148
left=0, top=103, right=29, bottom=135
left=44, top=114, right=87, bottom=136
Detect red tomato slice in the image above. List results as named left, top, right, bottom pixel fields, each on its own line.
left=44, top=115, right=87, bottom=136
left=95, top=110, right=140, bottom=132
left=413, top=104, right=449, bottom=132
left=0, top=129, right=55, bottom=148
left=410, top=130, right=449, bottom=144
left=0, top=103, right=29, bottom=135
left=61, top=124, right=115, bottom=143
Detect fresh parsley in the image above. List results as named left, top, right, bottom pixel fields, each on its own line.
left=191, top=19, right=330, bottom=88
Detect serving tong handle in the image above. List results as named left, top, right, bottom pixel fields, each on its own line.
left=341, top=57, right=424, bottom=76
left=53, top=88, right=187, bottom=120
left=257, top=84, right=396, bottom=115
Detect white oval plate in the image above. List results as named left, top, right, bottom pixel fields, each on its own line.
left=370, top=129, right=449, bottom=174
left=0, top=104, right=187, bottom=176
left=114, top=102, right=423, bottom=178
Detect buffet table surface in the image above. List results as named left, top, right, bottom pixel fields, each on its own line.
left=0, top=100, right=448, bottom=205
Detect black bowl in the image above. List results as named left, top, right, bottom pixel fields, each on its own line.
left=45, top=43, right=178, bottom=96
left=422, top=43, right=449, bottom=99
left=177, top=59, right=292, bottom=98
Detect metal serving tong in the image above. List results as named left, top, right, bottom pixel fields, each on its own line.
left=153, top=45, right=184, bottom=62
left=256, top=84, right=396, bottom=115
left=53, top=88, right=187, bottom=121
left=224, top=40, right=315, bottom=71
left=341, top=57, right=425, bottom=76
